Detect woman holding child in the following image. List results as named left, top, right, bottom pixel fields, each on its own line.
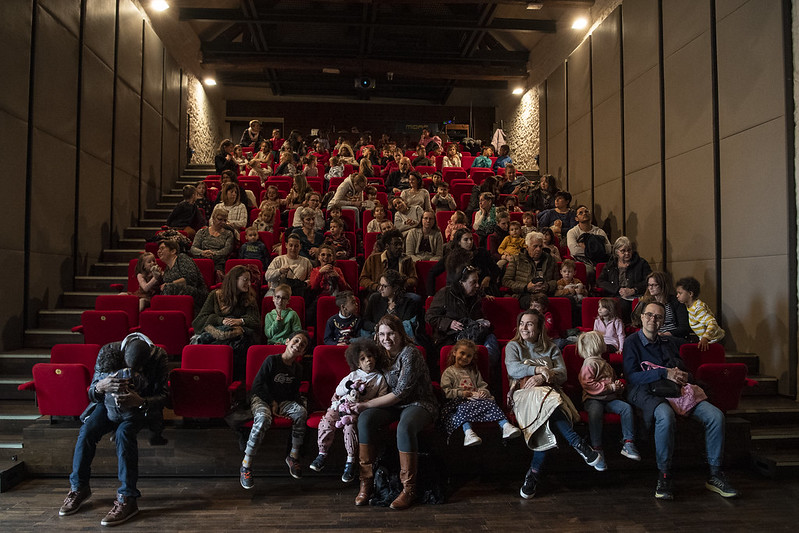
left=354, top=314, right=438, bottom=510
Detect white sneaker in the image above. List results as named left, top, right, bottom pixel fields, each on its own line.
left=463, top=429, right=482, bottom=446
left=502, top=423, right=522, bottom=439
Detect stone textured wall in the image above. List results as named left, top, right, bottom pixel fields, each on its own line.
left=186, top=73, right=222, bottom=165
left=505, top=87, right=540, bottom=170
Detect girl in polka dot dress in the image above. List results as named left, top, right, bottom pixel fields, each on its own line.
left=439, top=340, right=522, bottom=446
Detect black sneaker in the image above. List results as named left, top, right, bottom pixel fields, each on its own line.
left=309, top=454, right=327, bottom=472
left=705, top=473, right=739, bottom=498
left=573, top=440, right=602, bottom=470
left=240, top=466, right=254, bottom=490
left=341, top=461, right=356, bottom=483
left=519, top=469, right=538, bottom=499
left=655, top=473, right=674, bottom=500
left=59, top=488, right=92, bottom=516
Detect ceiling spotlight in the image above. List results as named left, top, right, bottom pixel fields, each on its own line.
left=572, top=17, right=589, bottom=30
left=203, top=77, right=217, bottom=86
left=151, top=0, right=169, bottom=11
left=526, top=2, right=544, bottom=9
left=513, top=87, right=524, bottom=95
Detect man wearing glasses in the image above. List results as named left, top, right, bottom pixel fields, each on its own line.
left=623, top=301, right=738, bottom=501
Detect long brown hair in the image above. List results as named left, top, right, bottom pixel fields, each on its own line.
left=218, top=265, right=255, bottom=314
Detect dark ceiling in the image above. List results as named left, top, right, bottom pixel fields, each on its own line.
left=177, top=0, right=594, bottom=104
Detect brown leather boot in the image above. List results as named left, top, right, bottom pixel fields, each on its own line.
left=355, top=443, right=376, bottom=506
left=390, top=451, right=418, bottom=510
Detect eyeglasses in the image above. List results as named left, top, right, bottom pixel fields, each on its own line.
left=643, top=312, right=664, bottom=322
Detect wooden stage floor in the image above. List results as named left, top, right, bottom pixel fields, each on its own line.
left=2, top=468, right=798, bottom=531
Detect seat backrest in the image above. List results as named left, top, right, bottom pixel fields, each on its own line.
left=50, top=344, right=100, bottom=377
left=138, top=310, right=189, bottom=356
left=95, top=294, right=140, bottom=327
left=80, top=310, right=131, bottom=346
left=245, top=345, right=287, bottom=391
left=150, top=295, right=195, bottom=328
left=310, top=345, right=350, bottom=411
left=481, top=297, right=521, bottom=341
left=679, top=342, right=725, bottom=375
left=181, top=344, right=234, bottom=384
left=31, top=363, right=91, bottom=416
left=261, top=294, right=306, bottom=327
left=439, top=344, right=490, bottom=384
left=548, top=297, right=573, bottom=332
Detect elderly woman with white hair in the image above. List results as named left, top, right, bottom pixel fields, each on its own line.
left=501, top=231, right=559, bottom=309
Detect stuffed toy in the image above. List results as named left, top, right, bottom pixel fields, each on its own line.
left=334, top=380, right=366, bottom=428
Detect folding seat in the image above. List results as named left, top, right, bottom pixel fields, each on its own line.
left=481, top=297, right=521, bottom=342
left=150, top=295, right=195, bottom=328
left=306, top=345, right=350, bottom=428
left=72, top=310, right=136, bottom=346
left=138, top=310, right=193, bottom=356
left=18, top=344, right=101, bottom=393
left=95, top=294, right=141, bottom=327
left=441, top=167, right=467, bottom=183
left=25, top=363, right=92, bottom=417
left=169, top=345, right=241, bottom=418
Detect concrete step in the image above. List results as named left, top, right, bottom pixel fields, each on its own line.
left=102, top=248, right=150, bottom=262
left=0, top=377, right=34, bottom=400
left=23, top=329, right=82, bottom=349
left=61, top=291, right=108, bottom=308
left=744, top=375, right=779, bottom=396
left=123, top=226, right=162, bottom=240
left=751, top=451, right=799, bottom=479
left=726, top=353, right=759, bottom=375
left=74, top=276, right=126, bottom=292
left=90, top=262, right=130, bottom=277
left=36, top=309, right=82, bottom=329
left=0, top=351, right=50, bottom=374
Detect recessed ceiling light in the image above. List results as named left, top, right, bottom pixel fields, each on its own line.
left=151, top=0, right=169, bottom=12
left=203, top=78, right=217, bottom=86
left=513, top=87, right=524, bottom=95
left=572, top=17, right=588, bottom=30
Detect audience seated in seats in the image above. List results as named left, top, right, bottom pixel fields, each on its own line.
left=631, top=271, right=691, bottom=341
left=245, top=139, right=273, bottom=184
left=524, top=174, right=558, bottom=213
left=264, top=233, right=312, bottom=297
left=366, top=204, right=389, bottom=234
left=191, top=205, right=235, bottom=275
left=237, top=330, right=310, bottom=490
left=502, top=231, right=558, bottom=309
left=123, top=252, right=162, bottom=311
left=192, top=265, right=260, bottom=381
left=405, top=211, right=443, bottom=262
left=507, top=309, right=604, bottom=501
left=217, top=182, right=248, bottom=232
left=310, top=339, right=389, bottom=483
left=441, top=144, right=461, bottom=169
left=239, top=119, right=265, bottom=149
left=157, top=239, right=208, bottom=312
left=263, top=284, right=303, bottom=345
left=623, top=301, right=738, bottom=501
left=359, top=229, right=419, bottom=297
left=431, top=182, right=457, bottom=212
left=353, top=314, right=438, bottom=510
left=361, top=269, right=424, bottom=343
left=386, top=157, right=412, bottom=194
left=325, top=217, right=353, bottom=260
left=592, top=297, right=625, bottom=352
left=289, top=207, right=325, bottom=262
left=596, top=236, right=652, bottom=321
left=439, top=340, right=521, bottom=446
left=165, top=185, right=205, bottom=241
left=323, top=291, right=363, bottom=346
left=238, top=227, right=270, bottom=270
left=443, top=210, right=468, bottom=241
left=426, top=266, right=502, bottom=392
left=537, top=191, right=577, bottom=237
left=576, top=331, right=640, bottom=471
left=567, top=205, right=611, bottom=278
left=429, top=228, right=500, bottom=296
left=214, top=139, right=239, bottom=175
left=675, top=276, right=725, bottom=351
left=400, top=172, right=432, bottom=212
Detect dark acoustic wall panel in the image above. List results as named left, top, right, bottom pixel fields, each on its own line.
left=142, top=24, right=163, bottom=114
left=83, top=0, right=116, bottom=69
left=140, top=101, right=163, bottom=215
left=116, top=0, right=142, bottom=93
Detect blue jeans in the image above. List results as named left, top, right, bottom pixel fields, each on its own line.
left=653, top=400, right=725, bottom=473
left=357, top=405, right=434, bottom=453
left=528, top=407, right=583, bottom=472
left=583, top=398, right=635, bottom=448
left=69, top=403, right=144, bottom=498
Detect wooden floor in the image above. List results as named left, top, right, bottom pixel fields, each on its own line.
left=2, top=468, right=798, bottom=531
